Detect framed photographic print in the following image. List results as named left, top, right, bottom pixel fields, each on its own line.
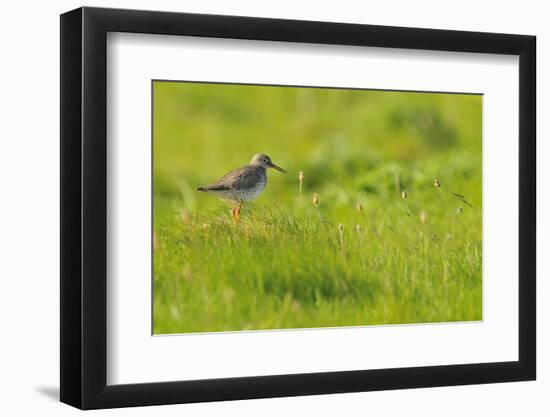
left=60, top=6, right=536, bottom=409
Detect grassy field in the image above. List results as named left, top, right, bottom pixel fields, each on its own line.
left=153, top=81, right=482, bottom=334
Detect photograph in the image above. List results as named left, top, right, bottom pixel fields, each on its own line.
left=152, top=81, right=482, bottom=334
left=53, top=3, right=539, bottom=412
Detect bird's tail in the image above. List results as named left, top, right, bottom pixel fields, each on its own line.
left=197, top=185, right=229, bottom=192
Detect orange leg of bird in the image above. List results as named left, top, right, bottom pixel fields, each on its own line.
left=235, top=202, right=243, bottom=223
left=230, top=202, right=243, bottom=224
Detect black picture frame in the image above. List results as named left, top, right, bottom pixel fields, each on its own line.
left=60, top=6, right=536, bottom=410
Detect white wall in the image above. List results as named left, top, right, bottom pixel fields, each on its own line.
left=0, top=0, right=546, bottom=415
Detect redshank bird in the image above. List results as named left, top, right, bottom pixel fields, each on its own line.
left=197, top=154, right=287, bottom=222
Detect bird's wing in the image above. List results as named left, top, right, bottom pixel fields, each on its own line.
left=202, top=166, right=261, bottom=191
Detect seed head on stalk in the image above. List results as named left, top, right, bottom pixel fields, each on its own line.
left=312, top=192, right=323, bottom=222
left=400, top=190, right=413, bottom=217
left=298, top=171, right=304, bottom=200
left=312, top=192, right=320, bottom=207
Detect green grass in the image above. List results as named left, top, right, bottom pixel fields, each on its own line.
left=153, top=81, right=482, bottom=334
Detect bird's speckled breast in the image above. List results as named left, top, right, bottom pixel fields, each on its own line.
left=239, top=172, right=267, bottom=201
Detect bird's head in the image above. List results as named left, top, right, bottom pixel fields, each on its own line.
left=250, top=154, right=287, bottom=173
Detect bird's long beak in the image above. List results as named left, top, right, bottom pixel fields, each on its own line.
left=269, top=162, right=287, bottom=174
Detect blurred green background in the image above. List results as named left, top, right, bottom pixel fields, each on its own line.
left=153, top=81, right=482, bottom=334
